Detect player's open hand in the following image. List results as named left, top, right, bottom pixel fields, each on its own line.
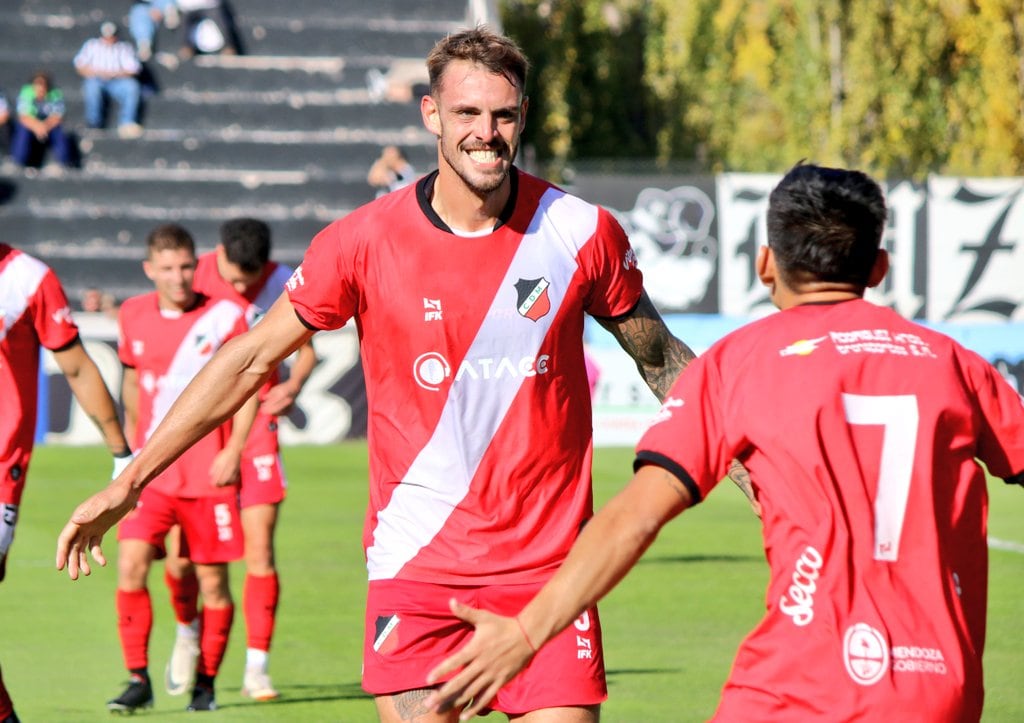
left=424, top=598, right=536, bottom=720
left=56, top=480, right=140, bottom=580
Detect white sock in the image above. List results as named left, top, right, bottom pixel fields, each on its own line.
left=246, top=648, right=269, bottom=672
left=177, top=619, right=199, bottom=639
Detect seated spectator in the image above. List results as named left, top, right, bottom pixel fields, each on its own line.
left=129, top=0, right=181, bottom=61
left=73, top=21, right=144, bottom=139
left=11, top=72, right=73, bottom=169
left=367, top=145, right=416, bottom=198
left=176, top=0, right=240, bottom=59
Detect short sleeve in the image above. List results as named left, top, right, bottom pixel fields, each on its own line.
left=581, top=207, right=643, bottom=319
left=287, top=220, right=361, bottom=330
left=965, top=348, right=1024, bottom=479
left=634, top=353, right=733, bottom=504
left=30, top=269, right=79, bottom=351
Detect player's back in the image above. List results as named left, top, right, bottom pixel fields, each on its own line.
left=709, top=298, right=1018, bottom=722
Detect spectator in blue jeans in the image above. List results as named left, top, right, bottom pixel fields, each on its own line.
left=129, top=0, right=180, bottom=61
left=73, top=21, right=144, bottom=139
left=11, top=72, right=73, bottom=168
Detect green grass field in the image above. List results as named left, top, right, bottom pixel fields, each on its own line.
left=3, top=443, right=1023, bottom=721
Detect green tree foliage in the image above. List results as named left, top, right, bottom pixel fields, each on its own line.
left=499, top=0, right=1024, bottom=177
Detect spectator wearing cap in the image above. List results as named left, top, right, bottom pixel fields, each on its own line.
left=73, top=21, right=144, bottom=139
left=11, top=71, right=74, bottom=168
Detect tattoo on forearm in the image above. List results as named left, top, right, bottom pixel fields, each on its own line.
left=393, top=688, right=434, bottom=720
left=728, top=459, right=756, bottom=503
left=600, top=294, right=697, bottom=402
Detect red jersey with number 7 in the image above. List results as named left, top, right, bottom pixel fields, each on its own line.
left=636, top=298, right=1024, bottom=722
left=118, top=291, right=249, bottom=498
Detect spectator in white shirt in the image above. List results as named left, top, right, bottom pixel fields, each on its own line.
left=73, top=22, right=144, bottom=139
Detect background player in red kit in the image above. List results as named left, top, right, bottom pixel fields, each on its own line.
left=106, top=224, right=257, bottom=714
left=424, top=163, right=1024, bottom=722
left=56, top=27, right=696, bottom=723
left=162, top=217, right=317, bottom=701
left=0, top=244, right=132, bottom=723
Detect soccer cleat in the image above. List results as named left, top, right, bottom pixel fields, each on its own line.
left=107, top=675, right=153, bottom=713
left=241, top=668, right=280, bottom=701
left=186, top=683, right=217, bottom=712
left=165, top=630, right=200, bottom=696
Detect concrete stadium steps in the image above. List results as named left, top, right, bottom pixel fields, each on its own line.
left=80, top=137, right=436, bottom=176
left=17, top=0, right=468, bottom=23
left=135, top=95, right=424, bottom=132
left=2, top=0, right=469, bottom=301
left=3, top=20, right=451, bottom=68
left=8, top=174, right=367, bottom=215
left=3, top=212, right=329, bottom=255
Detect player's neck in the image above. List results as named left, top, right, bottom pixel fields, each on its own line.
left=430, top=171, right=510, bottom=234
left=775, top=283, right=865, bottom=310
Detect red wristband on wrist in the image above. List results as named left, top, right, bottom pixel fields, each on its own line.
left=515, top=615, right=537, bottom=653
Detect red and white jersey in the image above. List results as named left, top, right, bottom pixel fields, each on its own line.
left=637, top=298, right=1024, bottom=722
left=118, top=292, right=249, bottom=498
left=0, top=245, right=79, bottom=503
left=194, top=251, right=293, bottom=453
left=194, top=252, right=292, bottom=323
left=288, top=169, right=644, bottom=584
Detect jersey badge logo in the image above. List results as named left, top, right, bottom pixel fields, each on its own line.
left=515, top=277, right=551, bottom=321
left=423, top=298, right=443, bottom=322
left=194, top=334, right=214, bottom=356
left=622, top=247, right=638, bottom=271
left=373, top=614, right=400, bottom=654
left=843, top=623, right=889, bottom=686
left=779, top=336, right=829, bottom=357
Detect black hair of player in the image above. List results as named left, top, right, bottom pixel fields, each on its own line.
left=219, top=218, right=271, bottom=274
left=766, top=163, right=887, bottom=287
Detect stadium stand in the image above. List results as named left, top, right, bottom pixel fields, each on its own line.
left=0, top=0, right=482, bottom=302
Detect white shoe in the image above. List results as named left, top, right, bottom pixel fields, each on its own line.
left=241, top=668, right=280, bottom=701
left=164, top=630, right=200, bottom=696
left=117, top=123, right=144, bottom=140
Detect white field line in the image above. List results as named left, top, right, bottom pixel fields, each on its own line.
left=988, top=536, right=1024, bottom=554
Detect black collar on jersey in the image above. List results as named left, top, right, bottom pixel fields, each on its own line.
left=416, top=167, right=519, bottom=234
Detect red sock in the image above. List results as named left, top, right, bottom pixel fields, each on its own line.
left=165, top=569, right=199, bottom=625
left=116, top=589, right=153, bottom=671
left=198, top=604, right=234, bottom=677
left=244, top=572, right=280, bottom=652
left=0, top=663, right=15, bottom=720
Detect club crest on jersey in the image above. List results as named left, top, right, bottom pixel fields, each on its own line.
left=515, top=277, right=551, bottom=321
left=194, top=334, right=214, bottom=356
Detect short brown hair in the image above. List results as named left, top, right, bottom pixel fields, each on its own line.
left=426, top=26, right=529, bottom=96
left=146, top=223, right=195, bottom=257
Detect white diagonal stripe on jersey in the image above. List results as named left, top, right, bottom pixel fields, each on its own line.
left=367, top=188, right=599, bottom=580
left=252, top=265, right=292, bottom=317
left=144, top=299, right=246, bottom=442
left=0, top=252, right=49, bottom=345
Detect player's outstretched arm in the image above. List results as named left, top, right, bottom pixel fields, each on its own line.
left=596, top=291, right=696, bottom=402
left=56, top=295, right=314, bottom=579
left=52, top=339, right=131, bottom=458
left=425, top=464, right=694, bottom=719
left=260, top=338, right=318, bottom=416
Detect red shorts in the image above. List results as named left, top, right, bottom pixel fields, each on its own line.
left=239, top=414, right=286, bottom=508
left=363, top=579, right=607, bottom=714
left=117, top=487, right=243, bottom=564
